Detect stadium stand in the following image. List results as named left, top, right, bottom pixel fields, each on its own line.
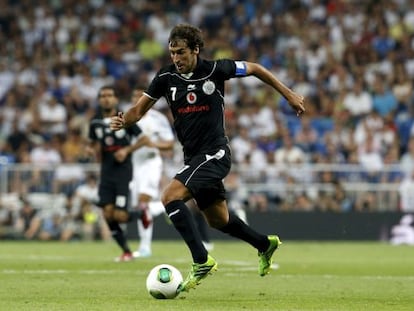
left=1, top=0, right=414, bottom=240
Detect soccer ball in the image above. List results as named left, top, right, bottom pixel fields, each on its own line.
left=146, top=264, right=183, bottom=299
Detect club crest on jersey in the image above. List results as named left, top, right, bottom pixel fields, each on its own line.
left=202, top=80, right=215, bottom=95
left=186, top=92, right=197, bottom=104
left=105, top=136, right=114, bottom=145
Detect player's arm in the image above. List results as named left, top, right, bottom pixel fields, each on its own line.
left=85, top=139, right=100, bottom=162
left=152, top=115, right=175, bottom=151
left=110, top=94, right=155, bottom=131
left=245, top=62, right=306, bottom=116
left=114, top=134, right=151, bottom=163
left=126, top=134, right=152, bottom=153
left=150, top=139, right=174, bottom=151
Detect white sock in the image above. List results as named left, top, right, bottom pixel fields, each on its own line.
left=149, top=201, right=165, bottom=217
left=137, top=220, right=153, bottom=253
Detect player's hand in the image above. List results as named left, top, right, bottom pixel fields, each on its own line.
left=288, top=92, right=306, bottom=116
left=85, top=145, right=96, bottom=157
left=110, top=112, right=125, bottom=131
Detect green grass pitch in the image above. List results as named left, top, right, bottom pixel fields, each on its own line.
left=1, top=240, right=413, bottom=311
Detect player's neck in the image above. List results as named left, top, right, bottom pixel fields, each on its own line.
left=180, top=56, right=199, bottom=78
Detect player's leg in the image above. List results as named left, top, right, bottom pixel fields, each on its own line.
left=130, top=169, right=152, bottom=230
left=203, top=198, right=281, bottom=276
left=110, top=179, right=134, bottom=262
left=132, top=158, right=164, bottom=257
left=162, top=179, right=207, bottom=263
left=162, top=179, right=217, bottom=293
left=134, top=193, right=153, bottom=258
left=188, top=199, right=214, bottom=251
left=98, top=179, right=131, bottom=259
left=134, top=200, right=166, bottom=257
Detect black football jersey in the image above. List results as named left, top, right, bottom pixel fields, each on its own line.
left=145, top=58, right=247, bottom=158
left=88, top=110, right=142, bottom=174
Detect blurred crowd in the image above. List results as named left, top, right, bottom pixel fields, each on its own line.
left=1, top=0, right=414, bottom=237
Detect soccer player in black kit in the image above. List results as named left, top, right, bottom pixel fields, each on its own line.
left=110, top=24, right=306, bottom=292
left=88, top=85, right=151, bottom=262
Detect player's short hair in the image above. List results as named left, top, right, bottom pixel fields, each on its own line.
left=98, top=85, right=118, bottom=98
left=169, top=24, right=204, bottom=51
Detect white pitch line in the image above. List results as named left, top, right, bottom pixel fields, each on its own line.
left=2, top=269, right=413, bottom=281
left=1, top=269, right=148, bottom=275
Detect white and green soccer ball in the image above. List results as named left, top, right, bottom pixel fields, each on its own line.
left=146, top=264, right=183, bottom=299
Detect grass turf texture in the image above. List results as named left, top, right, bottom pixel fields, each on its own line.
left=0, top=241, right=413, bottom=311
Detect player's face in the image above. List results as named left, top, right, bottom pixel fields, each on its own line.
left=169, top=40, right=198, bottom=74
left=98, top=89, right=117, bottom=113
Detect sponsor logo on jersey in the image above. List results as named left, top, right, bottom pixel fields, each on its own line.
left=187, top=84, right=196, bottom=91
left=186, top=92, right=197, bottom=104
left=177, top=105, right=210, bottom=114
left=202, top=80, right=215, bottom=95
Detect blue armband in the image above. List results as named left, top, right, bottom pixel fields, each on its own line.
left=235, top=61, right=247, bottom=76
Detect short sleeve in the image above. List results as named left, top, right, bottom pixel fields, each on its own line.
left=215, top=59, right=247, bottom=80
left=146, top=70, right=168, bottom=100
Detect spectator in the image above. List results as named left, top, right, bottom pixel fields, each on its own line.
left=230, top=126, right=253, bottom=164
left=294, top=116, right=319, bottom=153
left=398, top=170, right=414, bottom=212
left=37, top=94, right=68, bottom=136
left=6, top=118, right=30, bottom=154
left=274, top=134, right=307, bottom=165
left=37, top=213, right=63, bottom=241
left=52, top=153, right=85, bottom=196
left=68, top=173, right=110, bottom=241
left=342, top=79, right=373, bottom=123
left=371, top=75, right=398, bottom=118
left=14, top=197, right=42, bottom=240
left=0, top=91, right=19, bottom=139
left=358, top=131, right=384, bottom=183
left=400, top=137, right=414, bottom=176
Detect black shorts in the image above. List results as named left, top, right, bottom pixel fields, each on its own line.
left=97, top=176, right=130, bottom=210
left=174, top=145, right=232, bottom=210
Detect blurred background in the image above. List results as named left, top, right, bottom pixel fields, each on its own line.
left=1, top=0, right=414, bottom=243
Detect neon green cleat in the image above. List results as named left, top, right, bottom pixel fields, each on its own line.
left=177, top=255, right=218, bottom=293
left=258, top=235, right=282, bottom=276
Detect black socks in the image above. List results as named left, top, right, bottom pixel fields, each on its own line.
left=219, top=212, right=269, bottom=253
left=107, top=220, right=131, bottom=253
left=165, top=200, right=208, bottom=263
left=192, top=209, right=210, bottom=243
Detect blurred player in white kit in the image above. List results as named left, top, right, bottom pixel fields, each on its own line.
left=129, top=87, right=175, bottom=258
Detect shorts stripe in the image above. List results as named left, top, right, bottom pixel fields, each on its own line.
left=184, top=156, right=212, bottom=186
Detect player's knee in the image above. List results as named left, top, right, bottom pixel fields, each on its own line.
left=161, top=185, right=189, bottom=206
left=113, top=210, right=129, bottom=223
left=102, top=209, right=112, bottom=221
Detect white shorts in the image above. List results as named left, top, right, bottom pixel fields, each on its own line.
left=130, top=156, right=163, bottom=206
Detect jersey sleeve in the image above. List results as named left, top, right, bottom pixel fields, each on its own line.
left=215, top=59, right=248, bottom=80
left=145, top=70, right=168, bottom=100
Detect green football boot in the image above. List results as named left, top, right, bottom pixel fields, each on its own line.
left=258, top=235, right=282, bottom=276
left=177, top=255, right=218, bottom=293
